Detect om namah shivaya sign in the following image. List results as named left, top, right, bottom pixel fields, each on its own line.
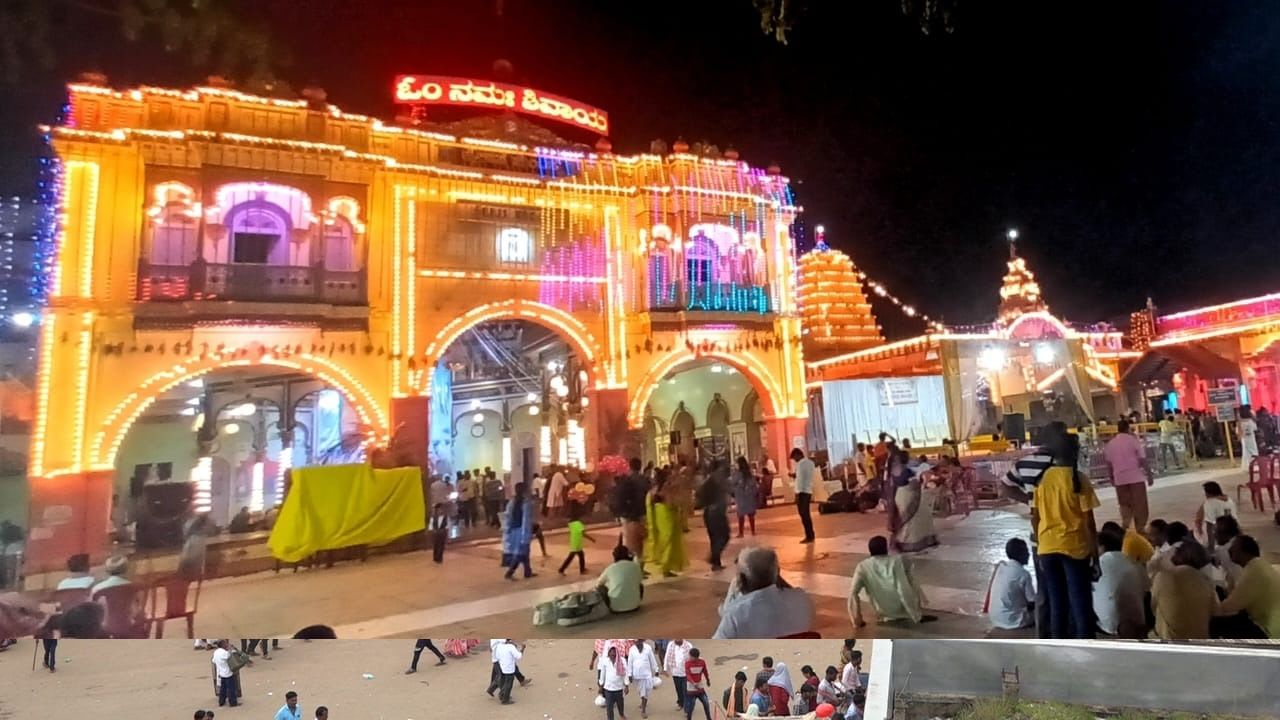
left=393, top=75, right=609, bottom=135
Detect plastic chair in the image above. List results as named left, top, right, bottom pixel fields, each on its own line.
left=53, top=587, right=92, bottom=610
left=149, top=575, right=202, bottom=639
left=1237, top=457, right=1276, bottom=512
left=93, top=583, right=151, bottom=639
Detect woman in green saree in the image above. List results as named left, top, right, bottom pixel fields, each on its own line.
left=645, top=467, right=688, bottom=578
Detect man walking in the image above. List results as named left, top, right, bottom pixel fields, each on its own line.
left=616, top=458, right=650, bottom=567
left=493, top=639, right=524, bottom=705
left=790, top=448, right=817, bottom=544
left=662, top=638, right=694, bottom=711
left=1104, top=419, right=1154, bottom=530
left=405, top=639, right=446, bottom=674
left=682, top=647, right=712, bottom=720
left=274, top=691, right=301, bottom=720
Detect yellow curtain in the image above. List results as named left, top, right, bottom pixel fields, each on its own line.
left=268, top=464, right=425, bottom=563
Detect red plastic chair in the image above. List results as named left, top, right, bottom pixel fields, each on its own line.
left=1237, top=457, right=1277, bottom=511
left=149, top=576, right=202, bottom=639
left=93, top=583, right=151, bottom=639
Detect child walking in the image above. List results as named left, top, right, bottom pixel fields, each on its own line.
left=558, top=507, right=596, bottom=575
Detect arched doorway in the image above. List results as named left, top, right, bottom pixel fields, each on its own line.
left=642, top=412, right=669, bottom=467
left=428, top=312, right=597, bottom=484
left=671, top=405, right=696, bottom=464
left=631, top=354, right=783, bottom=467
left=106, top=365, right=368, bottom=537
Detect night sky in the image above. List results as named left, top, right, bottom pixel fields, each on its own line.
left=1, top=0, right=1278, bottom=336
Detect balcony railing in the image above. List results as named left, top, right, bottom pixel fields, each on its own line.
left=137, top=260, right=366, bottom=305
left=649, top=281, right=773, bottom=315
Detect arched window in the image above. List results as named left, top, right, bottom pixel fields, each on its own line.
left=226, top=203, right=297, bottom=265
left=150, top=203, right=199, bottom=266
left=685, top=234, right=717, bottom=284
left=323, top=217, right=358, bottom=271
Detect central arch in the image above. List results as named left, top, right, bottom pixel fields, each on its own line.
left=423, top=299, right=604, bottom=390
left=91, top=354, right=390, bottom=468
left=627, top=349, right=785, bottom=429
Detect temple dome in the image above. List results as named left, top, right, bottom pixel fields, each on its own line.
left=797, top=243, right=884, bottom=358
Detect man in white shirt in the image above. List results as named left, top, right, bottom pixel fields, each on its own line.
left=713, top=547, right=815, bottom=639
left=211, top=640, right=238, bottom=708
left=662, top=639, right=693, bottom=711
left=627, top=639, right=659, bottom=718
left=597, top=645, right=630, bottom=720
left=55, top=553, right=95, bottom=591
left=493, top=640, right=524, bottom=705
left=1211, top=515, right=1245, bottom=591
left=486, top=638, right=528, bottom=697
left=840, top=649, right=863, bottom=691
left=986, top=538, right=1036, bottom=631
left=1093, top=524, right=1146, bottom=638
left=789, top=448, right=817, bottom=543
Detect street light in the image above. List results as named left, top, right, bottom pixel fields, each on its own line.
left=1007, top=228, right=1019, bottom=241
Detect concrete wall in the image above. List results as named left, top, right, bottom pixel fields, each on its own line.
left=884, top=640, right=1280, bottom=719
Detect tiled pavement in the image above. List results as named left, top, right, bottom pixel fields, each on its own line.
left=177, top=462, right=1276, bottom=639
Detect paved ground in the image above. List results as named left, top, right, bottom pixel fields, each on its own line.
left=0, top=638, right=865, bottom=720
left=34, top=461, right=1278, bottom=640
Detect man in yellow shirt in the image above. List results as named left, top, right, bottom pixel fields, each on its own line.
left=1035, top=447, right=1101, bottom=639
left=1216, top=535, right=1280, bottom=638
left=1157, top=411, right=1185, bottom=470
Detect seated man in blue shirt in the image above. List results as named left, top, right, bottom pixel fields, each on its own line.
left=275, top=691, right=301, bottom=720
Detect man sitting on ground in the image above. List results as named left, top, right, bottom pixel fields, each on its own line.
left=1216, top=535, right=1280, bottom=638
left=848, top=535, right=936, bottom=627
left=713, top=547, right=815, bottom=639
left=1093, top=522, right=1146, bottom=638
left=986, top=537, right=1036, bottom=632
left=56, top=554, right=94, bottom=591
left=597, top=544, right=644, bottom=614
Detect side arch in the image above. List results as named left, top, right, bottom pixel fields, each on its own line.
left=626, top=349, right=785, bottom=429
left=91, top=354, right=390, bottom=468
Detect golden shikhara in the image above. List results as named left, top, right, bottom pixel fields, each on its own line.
left=796, top=246, right=883, bottom=358
left=997, top=254, right=1048, bottom=325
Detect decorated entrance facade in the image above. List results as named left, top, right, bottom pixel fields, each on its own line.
left=29, top=79, right=807, bottom=567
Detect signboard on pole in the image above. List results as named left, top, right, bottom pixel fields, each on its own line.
left=1214, top=404, right=1237, bottom=422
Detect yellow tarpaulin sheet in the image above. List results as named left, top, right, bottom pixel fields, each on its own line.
left=268, top=464, right=425, bottom=563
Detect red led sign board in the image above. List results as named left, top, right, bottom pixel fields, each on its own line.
left=393, top=75, right=609, bottom=135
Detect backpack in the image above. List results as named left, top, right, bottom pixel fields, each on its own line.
left=227, top=649, right=251, bottom=672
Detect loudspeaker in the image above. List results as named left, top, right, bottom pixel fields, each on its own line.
left=670, top=431, right=681, bottom=446
left=1003, top=413, right=1026, bottom=446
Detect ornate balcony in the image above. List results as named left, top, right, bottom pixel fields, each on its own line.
left=649, top=281, right=773, bottom=315
left=137, top=260, right=366, bottom=306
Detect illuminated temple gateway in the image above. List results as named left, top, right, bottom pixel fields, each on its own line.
left=30, top=77, right=806, bottom=567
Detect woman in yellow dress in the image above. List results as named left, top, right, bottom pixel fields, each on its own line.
left=645, top=467, right=688, bottom=578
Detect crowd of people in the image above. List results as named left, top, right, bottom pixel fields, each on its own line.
left=486, top=638, right=870, bottom=720
left=990, top=420, right=1280, bottom=640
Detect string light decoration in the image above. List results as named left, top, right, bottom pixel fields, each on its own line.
left=31, top=105, right=66, bottom=309
left=997, top=230, right=1048, bottom=325
left=1129, top=297, right=1157, bottom=352
left=796, top=230, right=884, bottom=358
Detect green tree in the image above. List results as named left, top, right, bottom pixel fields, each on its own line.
left=753, top=0, right=960, bottom=43
left=0, top=0, right=286, bottom=88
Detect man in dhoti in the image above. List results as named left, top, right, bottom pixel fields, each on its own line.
left=627, top=638, right=660, bottom=719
